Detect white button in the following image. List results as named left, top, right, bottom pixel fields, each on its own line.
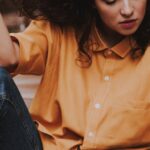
left=88, top=132, right=94, bottom=137
left=104, top=49, right=112, bottom=57
left=104, top=75, right=110, bottom=81
left=94, top=103, right=101, bottom=109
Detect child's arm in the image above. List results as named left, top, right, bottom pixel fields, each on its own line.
left=0, top=13, right=19, bottom=69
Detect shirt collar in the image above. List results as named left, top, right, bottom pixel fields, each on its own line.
left=88, top=26, right=136, bottom=58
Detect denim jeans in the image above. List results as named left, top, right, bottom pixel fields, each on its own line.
left=0, top=68, right=43, bottom=150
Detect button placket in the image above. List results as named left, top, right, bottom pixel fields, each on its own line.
left=84, top=54, right=115, bottom=145
left=84, top=96, right=103, bottom=143
left=94, top=58, right=115, bottom=145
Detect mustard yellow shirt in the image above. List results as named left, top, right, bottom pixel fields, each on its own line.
left=11, top=20, right=150, bottom=150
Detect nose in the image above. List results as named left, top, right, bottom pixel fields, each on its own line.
left=120, top=0, right=134, bottom=18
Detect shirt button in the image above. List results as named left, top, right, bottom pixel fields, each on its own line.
left=104, top=75, right=110, bottom=81
left=88, top=132, right=95, bottom=138
left=94, top=103, right=101, bottom=109
left=104, top=49, right=112, bottom=57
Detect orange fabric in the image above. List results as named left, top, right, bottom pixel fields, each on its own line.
left=11, top=20, right=150, bottom=150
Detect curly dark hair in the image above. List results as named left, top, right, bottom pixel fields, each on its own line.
left=14, top=0, right=150, bottom=64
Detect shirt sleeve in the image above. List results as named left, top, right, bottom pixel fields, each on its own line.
left=10, top=20, right=49, bottom=75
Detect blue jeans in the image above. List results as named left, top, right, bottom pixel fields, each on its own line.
left=0, top=68, right=43, bottom=150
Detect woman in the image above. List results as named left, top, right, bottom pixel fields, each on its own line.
left=0, top=0, right=150, bottom=149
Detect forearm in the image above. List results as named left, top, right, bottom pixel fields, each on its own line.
left=0, top=13, right=19, bottom=67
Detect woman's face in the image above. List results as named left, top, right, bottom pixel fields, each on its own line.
left=95, top=0, right=147, bottom=36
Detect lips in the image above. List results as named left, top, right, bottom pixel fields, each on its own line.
left=119, top=19, right=137, bottom=29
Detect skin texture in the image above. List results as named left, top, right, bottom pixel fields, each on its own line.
left=94, top=0, right=147, bottom=46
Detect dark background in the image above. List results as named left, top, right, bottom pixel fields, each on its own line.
left=0, top=0, right=29, bottom=32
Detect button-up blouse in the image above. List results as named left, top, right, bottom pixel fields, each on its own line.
left=10, top=20, right=150, bottom=150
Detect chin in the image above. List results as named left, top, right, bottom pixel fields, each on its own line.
left=119, top=27, right=139, bottom=36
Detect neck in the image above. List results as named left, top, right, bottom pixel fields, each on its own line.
left=97, top=22, right=125, bottom=48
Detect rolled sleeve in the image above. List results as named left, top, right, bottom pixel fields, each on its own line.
left=10, top=20, right=49, bottom=75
